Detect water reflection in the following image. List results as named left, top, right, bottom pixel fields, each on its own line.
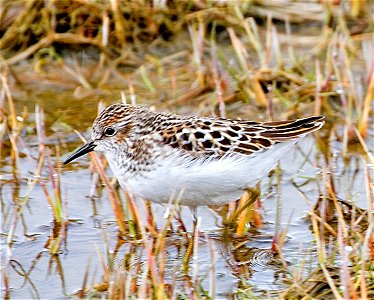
left=1, top=103, right=371, bottom=298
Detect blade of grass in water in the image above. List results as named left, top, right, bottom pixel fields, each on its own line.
left=74, top=130, right=127, bottom=233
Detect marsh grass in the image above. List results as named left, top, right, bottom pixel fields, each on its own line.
left=1, top=1, right=373, bottom=299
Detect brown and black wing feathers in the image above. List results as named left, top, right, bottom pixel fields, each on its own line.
left=160, top=115, right=325, bottom=157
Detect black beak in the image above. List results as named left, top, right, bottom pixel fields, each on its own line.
left=63, top=141, right=97, bottom=165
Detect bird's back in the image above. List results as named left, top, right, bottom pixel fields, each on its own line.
left=120, top=111, right=324, bottom=205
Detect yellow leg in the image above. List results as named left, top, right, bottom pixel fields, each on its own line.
left=223, top=188, right=260, bottom=227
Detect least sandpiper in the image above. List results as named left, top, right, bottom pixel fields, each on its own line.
left=63, top=104, right=324, bottom=206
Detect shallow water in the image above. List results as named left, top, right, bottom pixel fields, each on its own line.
left=1, top=33, right=373, bottom=297
left=1, top=103, right=370, bottom=298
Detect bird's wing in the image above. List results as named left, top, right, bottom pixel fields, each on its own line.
left=160, top=115, right=325, bottom=157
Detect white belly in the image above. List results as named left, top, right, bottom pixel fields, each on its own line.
left=110, top=141, right=297, bottom=206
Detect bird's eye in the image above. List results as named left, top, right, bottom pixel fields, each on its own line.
left=104, top=127, right=116, bottom=136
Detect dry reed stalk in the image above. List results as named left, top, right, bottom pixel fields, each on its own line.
left=76, top=255, right=92, bottom=298
left=1, top=268, right=10, bottom=299
left=192, top=217, right=200, bottom=289
left=1, top=74, right=17, bottom=130
left=206, top=232, right=216, bottom=299
left=93, top=242, right=110, bottom=293
left=62, top=63, right=93, bottom=90
left=354, top=128, right=374, bottom=164
left=130, top=195, right=166, bottom=299
left=363, top=161, right=374, bottom=265
left=74, top=130, right=126, bottom=233
left=145, top=199, right=158, bottom=236
left=166, top=84, right=214, bottom=106
left=310, top=200, right=344, bottom=299
left=176, top=209, right=188, bottom=235
left=210, top=35, right=226, bottom=118
left=228, top=22, right=268, bottom=107
left=35, top=106, right=65, bottom=230
left=358, top=69, right=374, bottom=137
left=4, top=33, right=102, bottom=65
left=0, top=0, right=40, bottom=48
left=110, top=0, right=126, bottom=47
left=154, top=202, right=179, bottom=256
left=337, top=213, right=356, bottom=299
left=39, top=152, right=68, bottom=254
left=189, top=20, right=207, bottom=89
left=309, top=212, right=337, bottom=236
left=121, top=191, right=138, bottom=238
left=138, top=252, right=150, bottom=299
left=314, top=59, right=323, bottom=116
left=182, top=235, right=195, bottom=273
left=243, top=17, right=265, bottom=68
left=271, top=25, right=284, bottom=70
left=228, top=27, right=252, bottom=72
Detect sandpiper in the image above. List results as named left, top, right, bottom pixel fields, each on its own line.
left=63, top=104, right=324, bottom=206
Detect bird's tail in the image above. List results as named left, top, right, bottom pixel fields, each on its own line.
left=259, top=116, right=325, bottom=141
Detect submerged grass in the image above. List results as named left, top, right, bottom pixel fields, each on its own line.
left=1, top=1, right=373, bottom=299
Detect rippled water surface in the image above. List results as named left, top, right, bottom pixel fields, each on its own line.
left=1, top=31, right=372, bottom=297
left=2, top=91, right=370, bottom=298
